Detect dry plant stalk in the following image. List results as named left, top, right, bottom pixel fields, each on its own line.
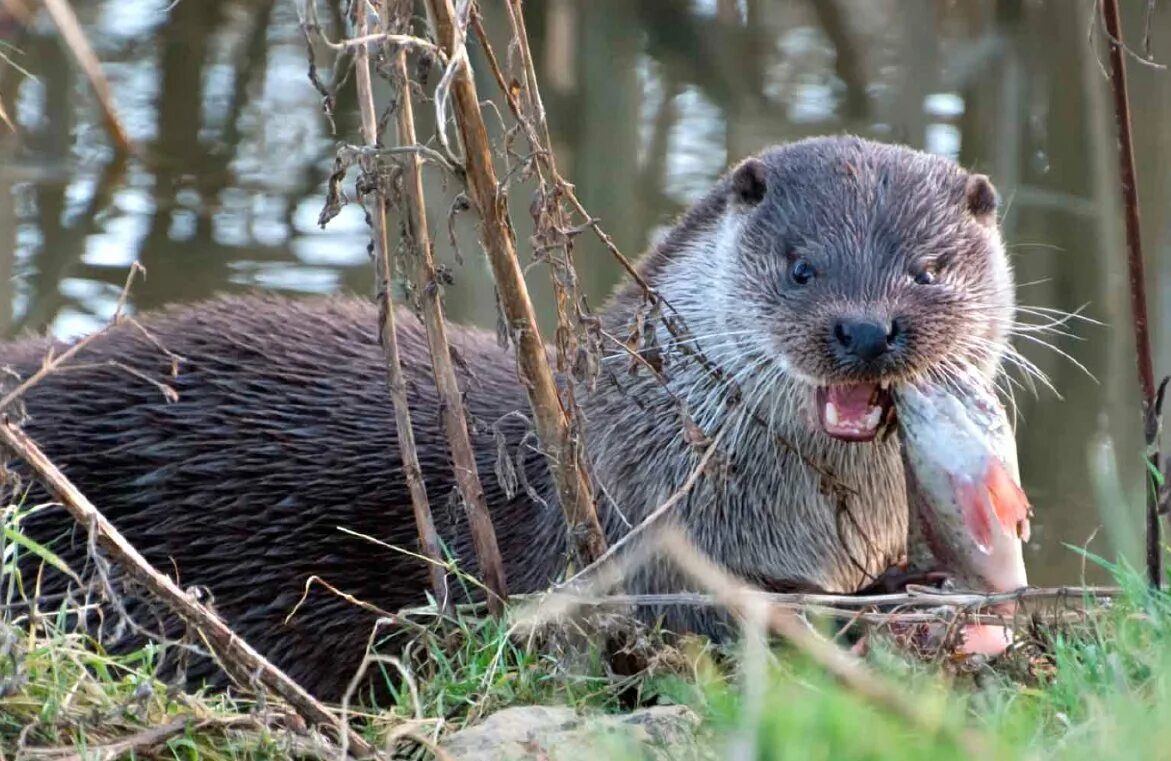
left=499, top=0, right=596, bottom=556
left=41, top=0, right=131, bottom=154
left=385, top=35, right=507, bottom=610
left=657, top=528, right=996, bottom=760
left=536, top=592, right=1092, bottom=627
left=424, top=0, right=607, bottom=566
left=0, top=422, right=378, bottom=759
left=1100, top=0, right=1165, bottom=590
left=352, top=1, right=456, bottom=609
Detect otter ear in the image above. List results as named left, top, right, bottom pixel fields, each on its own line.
left=965, top=174, right=999, bottom=225
left=730, top=158, right=768, bottom=207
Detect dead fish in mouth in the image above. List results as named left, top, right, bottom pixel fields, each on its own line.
left=895, top=376, right=1032, bottom=657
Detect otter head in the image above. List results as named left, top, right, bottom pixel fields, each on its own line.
left=720, top=137, right=1013, bottom=442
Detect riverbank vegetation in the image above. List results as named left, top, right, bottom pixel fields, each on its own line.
left=2, top=501, right=1168, bottom=760
left=1, top=0, right=1169, bottom=759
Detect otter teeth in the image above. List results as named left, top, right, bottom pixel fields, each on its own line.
left=863, top=406, right=883, bottom=430
left=824, top=401, right=883, bottom=433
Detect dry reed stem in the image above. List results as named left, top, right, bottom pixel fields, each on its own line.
left=353, top=1, right=453, bottom=610
left=657, top=527, right=997, bottom=759
left=499, top=0, right=604, bottom=568
left=536, top=584, right=1116, bottom=618
left=425, top=0, right=606, bottom=565
left=0, top=422, right=378, bottom=759
left=533, top=597, right=1086, bottom=627
left=1099, top=0, right=1165, bottom=590
left=386, top=36, right=507, bottom=611
left=40, top=0, right=130, bottom=154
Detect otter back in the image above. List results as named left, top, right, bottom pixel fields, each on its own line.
left=0, top=294, right=565, bottom=699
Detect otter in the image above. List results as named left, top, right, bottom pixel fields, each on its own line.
left=0, top=136, right=1013, bottom=700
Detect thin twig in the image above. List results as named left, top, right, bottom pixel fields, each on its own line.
left=46, top=717, right=193, bottom=761
left=40, top=0, right=131, bottom=154
left=525, top=597, right=1097, bottom=626
left=562, top=428, right=726, bottom=587
left=0, top=96, right=13, bottom=131
left=353, top=0, right=452, bottom=611
left=321, top=31, right=444, bottom=57
left=335, top=144, right=461, bottom=175
left=1100, top=0, right=1164, bottom=589
left=425, top=0, right=607, bottom=565
left=388, top=37, right=506, bottom=611
left=0, top=263, right=145, bottom=414
left=531, top=584, right=1122, bottom=612
left=0, top=421, right=379, bottom=758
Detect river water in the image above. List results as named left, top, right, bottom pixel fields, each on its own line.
left=2, top=0, right=1170, bottom=585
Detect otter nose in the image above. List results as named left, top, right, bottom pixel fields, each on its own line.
left=833, top=318, right=896, bottom=362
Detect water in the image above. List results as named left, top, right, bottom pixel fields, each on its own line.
left=2, top=0, right=1169, bottom=585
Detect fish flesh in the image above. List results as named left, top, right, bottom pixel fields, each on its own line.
left=896, top=376, right=1032, bottom=656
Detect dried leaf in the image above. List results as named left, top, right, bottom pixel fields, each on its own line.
left=682, top=411, right=711, bottom=448
left=447, top=193, right=471, bottom=266
left=572, top=345, right=597, bottom=385
left=446, top=486, right=465, bottom=523
left=317, top=156, right=351, bottom=228
left=515, top=430, right=551, bottom=513
left=493, top=424, right=518, bottom=500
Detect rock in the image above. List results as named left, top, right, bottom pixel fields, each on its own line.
left=440, top=704, right=709, bottom=761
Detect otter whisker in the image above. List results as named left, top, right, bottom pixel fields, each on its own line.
left=1013, top=332, right=1098, bottom=383
left=940, top=334, right=1054, bottom=399
left=998, top=347, right=1057, bottom=397
left=1014, top=302, right=1103, bottom=327
left=977, top=337, right=1054, bottom=391
left=1005, top=241, right=1066, bottom=253
left=995, top=371, right=1023, bottom=430
left=1010, top=322, right=1084, bottom=341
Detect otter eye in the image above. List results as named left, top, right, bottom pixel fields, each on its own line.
left=912, top=263, right=938, bottom=285
left=790, top=259, right=815, bottom=285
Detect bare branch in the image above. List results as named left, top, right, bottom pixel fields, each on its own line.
left=41, top=0, right=131, bottom=154
left=1100, top=0, right=1165, bottom=589
left=563, top=429, right=726, bottom=588
left=0, top=263, right=147, bottom=414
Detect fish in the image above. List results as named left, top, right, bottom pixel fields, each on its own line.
left=895, top=376, right=1032, bottom=657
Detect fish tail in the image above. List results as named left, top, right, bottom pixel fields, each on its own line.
left=986, top=457, right=1031, bottom=542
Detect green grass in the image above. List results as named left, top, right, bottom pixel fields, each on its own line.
left=5, top=499, right=1171, bottom=760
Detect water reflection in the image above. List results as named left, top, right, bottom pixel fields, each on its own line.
left=1, top=0, right=1168, bottom=585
